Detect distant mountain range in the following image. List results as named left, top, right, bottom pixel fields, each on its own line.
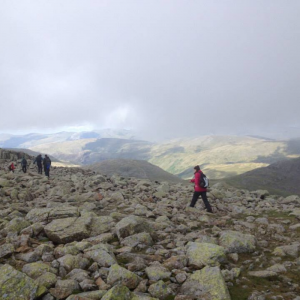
left=85, top=159, right=184, bottom=183
left=0, top=129, right=136, bottom=148
left=1, top=130, right=300, bottom=180
left=224, top=157, right=300, bottom=196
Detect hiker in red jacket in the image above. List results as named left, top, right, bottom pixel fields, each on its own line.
left=8, top=163, right=15, bottom=173
left=190, top=165, right=212, bottom=213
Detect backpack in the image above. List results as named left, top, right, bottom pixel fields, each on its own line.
left=199, top=172, right=209, bottom=188
left=45, top=157, right=51, bottom=168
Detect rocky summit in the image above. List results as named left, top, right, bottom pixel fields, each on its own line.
left=1, top=152, right=300, bottom=299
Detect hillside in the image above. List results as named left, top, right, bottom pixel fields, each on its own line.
left=3, top=133, right=300, bottom=179
left=30, top=138, right=152, bottom=165
left=0, top=148, right=34, bottom=162
left=0, top=148, right=78, bottom=169
left=224, top=157, right=300, bottom=196
left=1, top=150, right=300, bottom=299
left=4, top=148, right=61, bottom=162
left=85, top=159, right=184, bottom=183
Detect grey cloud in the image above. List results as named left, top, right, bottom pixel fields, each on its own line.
left=0, top=0, right=300, bottom=139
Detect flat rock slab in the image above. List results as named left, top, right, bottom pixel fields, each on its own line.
left=248, top=270, right=278, bottom=278
left=181, top=266, right=231, bottom=300
left=290, top=209, right=300, bottom=220
left=102, top=285, right=132, bottom=300
left=145, top=264, right=171, bottom=281
left=116, top=216, right=152, bottom=240
left=89, top=216, right=115, bottom=236
left=219, top=230, right=256, bottom=253
left=122, top=232, right=153, bottom=247
left=0, top=243, right=14, bottom=259
left=44, top=217, right=91, bottom=244
left=22, top=261, right=57, bottom=279
left=84, top=244, right=117, bottom=267
left=107, top=264, right=141, bottom=289
left=186, top=242, right=226, bottom=268
left=0, top=264, right=47, bottom=300
left=26, top=207, right=79, bottom=223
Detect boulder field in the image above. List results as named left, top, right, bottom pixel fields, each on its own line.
left=0, top=164, right=300, bottom=300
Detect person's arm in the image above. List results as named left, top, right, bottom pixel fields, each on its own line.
left=190, top=173, right=196, bottom=183
left=193, top=172, right=200, bottom=188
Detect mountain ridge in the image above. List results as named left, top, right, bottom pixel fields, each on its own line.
left=224, top=157, right=300, bottom=196
left=2, top=132, right=300, bottom=180
left=85, top=158, right=184, bottom=183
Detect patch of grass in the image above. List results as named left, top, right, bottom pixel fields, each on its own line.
left=263, top=210, right=293, bottom=219
left=226, top=219, right=235, bottom=226
left=229, top=285, right=251, bottom=300
left=38, top=237, right=50, bottom=243
left=164, top=296, right=176, bottom=300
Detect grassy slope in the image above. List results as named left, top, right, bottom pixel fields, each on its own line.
left=30, top=139, right=97, bottom=162
left=148, top=136, right=290, bottom=179
left=85, top=159, right=184, bottom=183
left=29, top=136, right=300, bottom=180
left=223, top=157, right=300, bottom=196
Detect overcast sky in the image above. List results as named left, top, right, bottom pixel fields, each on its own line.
left=0, top=1, right=300, bottom=140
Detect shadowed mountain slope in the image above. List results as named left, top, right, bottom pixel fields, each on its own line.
left=4, top=148, right=60, bottom=162
left=224, top=157, right=300, bottom=196
left=85, top=159, right=184, bottom=183
left=3, top=134, right=300, bottom=179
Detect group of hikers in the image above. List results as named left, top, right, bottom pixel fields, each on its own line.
left=33, top=154, right=51, bottom=177
left=8, top=154, right=52, bottom=178
left=7, top=158, right=211, bottom=212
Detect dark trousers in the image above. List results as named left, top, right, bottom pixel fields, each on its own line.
left=22, top=165, right=27, bottom=173
left=190, top=191, right=212, bottom=212
left=37, top=163, right=42, bottom=174
left=45, top=168, right=50, bottom=178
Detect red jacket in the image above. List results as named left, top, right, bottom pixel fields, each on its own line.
left=191, top=170, right=207, bottom=192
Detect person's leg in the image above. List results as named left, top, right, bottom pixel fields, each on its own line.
left=190, top=192, right=200, bottom=207
left=200, top=192, right=213, bottom=212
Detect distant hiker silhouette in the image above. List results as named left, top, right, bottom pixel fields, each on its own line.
left=21, top=157, right=27, bottom=173
left=34, top=154, right=43, bottom=174
left=43, top=155, right=51, bottom=178
left=190, top=165, right=212, bottom=213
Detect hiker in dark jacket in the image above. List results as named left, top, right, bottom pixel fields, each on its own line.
left=190, top=165, right=212, bottom=213
left=21, top=157, right=27, bottom=173
left=43, top=155, right=51, bottom=178
left=34, top=154, right=43, bottom=174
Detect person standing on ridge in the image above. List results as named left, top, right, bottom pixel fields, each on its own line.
left=43, top=154, right=51, bottom=178
left=34, top=154, right=43, bottom=174
left=21, top=156, right=27, bottom=173
left=190, top=165, right=213, bottom=213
